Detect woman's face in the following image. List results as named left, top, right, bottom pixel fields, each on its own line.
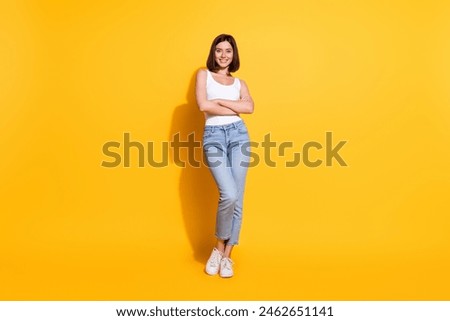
left=214, top=41, right=233, bottom=70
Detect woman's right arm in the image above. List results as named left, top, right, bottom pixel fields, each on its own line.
left=195, top=69, right=238, bottom=116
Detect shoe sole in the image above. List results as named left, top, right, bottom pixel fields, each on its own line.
left=219, top=273, right=233, bottom=278
left=205, top=269, right=219, bottom=276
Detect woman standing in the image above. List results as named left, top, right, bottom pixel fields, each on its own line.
left=195, top=34, right=254, bottom=278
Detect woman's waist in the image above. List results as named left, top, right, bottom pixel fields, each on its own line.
left=205, top=115, right=241, bottom=126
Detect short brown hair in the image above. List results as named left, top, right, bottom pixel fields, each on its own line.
left=206, top=34, right=240, bottom=74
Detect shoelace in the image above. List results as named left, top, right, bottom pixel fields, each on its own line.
left=209, top=250, right=222, bottom=267
left=221, top=258, right=233, bottom=271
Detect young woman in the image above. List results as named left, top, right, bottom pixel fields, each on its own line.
left=195, top=34, right=254, bottom=278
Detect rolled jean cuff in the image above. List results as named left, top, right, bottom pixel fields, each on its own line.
left=215, top=234, right=231, bottom=241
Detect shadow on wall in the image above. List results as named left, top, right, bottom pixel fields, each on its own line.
left=168, top=68, right=218, bottom=264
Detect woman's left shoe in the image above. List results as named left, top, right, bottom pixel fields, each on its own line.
left=205, top=248, right=223, bottom=275
left=219, top=257, right=234, bottom=278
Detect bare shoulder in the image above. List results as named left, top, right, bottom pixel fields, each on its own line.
left=238, top=78, right=250, bottom=88
left=196, top=68, right=208, bottom=78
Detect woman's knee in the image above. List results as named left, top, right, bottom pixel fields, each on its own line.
left=220, top=190, right=238, bottom=205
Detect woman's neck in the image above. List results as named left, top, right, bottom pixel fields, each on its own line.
left=215, top=67, right=230, bottom=76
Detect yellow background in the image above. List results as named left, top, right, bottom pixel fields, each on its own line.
left=1, top=0, right=449, bottom=300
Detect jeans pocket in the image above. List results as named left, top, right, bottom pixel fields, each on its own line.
left=238, top=126, right=248, bottom=135
left=203, top=129, right=213, bottom=139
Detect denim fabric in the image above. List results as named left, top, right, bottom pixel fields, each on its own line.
left=202, top=119, right=250, bottom=245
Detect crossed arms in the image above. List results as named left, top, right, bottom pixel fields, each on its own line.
left=195, top=69, right=254, bottom=116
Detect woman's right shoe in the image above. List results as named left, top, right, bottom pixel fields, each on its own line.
left=205, top=248, right=223, bottom=275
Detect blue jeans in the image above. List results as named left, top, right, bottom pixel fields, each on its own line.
left=202, top=119, right=250, bottom=245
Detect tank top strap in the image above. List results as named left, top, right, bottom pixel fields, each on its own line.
left=235, top=77, right=241, bottom=90
left=205, top=69, right=212, bottom=84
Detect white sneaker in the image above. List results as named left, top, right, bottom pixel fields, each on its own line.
left=205, top=248, right=223, bottom=275
left=219, top=257, right=234, bottom=278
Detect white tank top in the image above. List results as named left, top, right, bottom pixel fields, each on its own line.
left=205, top=69, right=242, bottom=126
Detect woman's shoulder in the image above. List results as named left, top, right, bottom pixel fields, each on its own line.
left=196, top=68, right=211, bottom=80
left=196, top=68, right=208, bottom=82
left=197, top=68, right=209, bottom=75
left=236, top=77, right=246, bottom=85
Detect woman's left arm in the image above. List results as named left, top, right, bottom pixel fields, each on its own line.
left=216, top=79, right=254, bottom=114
